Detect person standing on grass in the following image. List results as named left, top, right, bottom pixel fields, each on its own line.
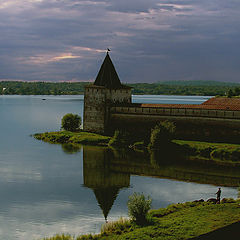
left=216, top=188, right=221, bottom=204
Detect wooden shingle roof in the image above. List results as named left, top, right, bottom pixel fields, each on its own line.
left=94, top=53, right=123, bottom=89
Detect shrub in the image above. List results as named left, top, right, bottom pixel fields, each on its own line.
left=226, top=89, right=233, bottom=98
left=198, top=147, right=214, bottom=158
left=229, top=149, right=240, bottom=161
left=61, top=113, right=81, bottom=132
left=109, top=130, right=130, bottom=147
left=149, top=121, right=176, bottom=149
left=43, top=234, right=73, bottom=240
left=101, top=217, right=131, bottom=235
left=127, top=192, right=152, bottom=225
left=132, top=141, right=145, bottom=150
left=221, top=198, right=236, bottom=203
left=210, top=149, right=230, bottom=161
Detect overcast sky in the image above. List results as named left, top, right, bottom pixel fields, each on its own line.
left=0, top=0, right=239, bottom=83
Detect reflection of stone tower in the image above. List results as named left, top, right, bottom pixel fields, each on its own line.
left=83, top=52, right=132, bottom=134
left=83, top=146, right=130, bottom=221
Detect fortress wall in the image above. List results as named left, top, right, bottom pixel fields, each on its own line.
left=110, top=106, right=240, bottom=119
left=110, top=113, right=240, bottom=128
left=109, top=106, right=240, bottom=142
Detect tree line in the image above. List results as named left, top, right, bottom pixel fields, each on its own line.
left=0, top=81, right=88, bottom=95
left=0, top=81, right=239, bottom=96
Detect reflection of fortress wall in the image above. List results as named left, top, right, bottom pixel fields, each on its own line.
left=111, top=161, right=240, bottom=187
left=82, top=146, right=240, bottom=219
left=110, top=148, right=240, bottom=187
left=82, top=146, right=130, bottom=220
left=83, top=146, right=130, bottom=188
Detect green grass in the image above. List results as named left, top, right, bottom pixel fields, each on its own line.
left=101, top=217, right=132, bottom=235
left=42, top=200, right=240, bottom=240
left=132, top=139, right=240, bottom=164
left=174, top=140, right=240, bottom=164
left=34, top=131, right=111, bottom=146
left=34, top=131, right=240, bottom=163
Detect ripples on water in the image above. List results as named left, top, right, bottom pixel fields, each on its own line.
left=0, top=95, right=238, bottom=240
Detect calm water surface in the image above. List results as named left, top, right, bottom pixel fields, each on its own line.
left=0, top=95, right=238, bottom=240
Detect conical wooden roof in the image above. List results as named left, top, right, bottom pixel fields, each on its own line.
left=94, top=53, right=122, bottom=89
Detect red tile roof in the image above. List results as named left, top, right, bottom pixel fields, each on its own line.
left=202, top=97, right=240, bottom=106
left=140, top=98, right=240, bottom=111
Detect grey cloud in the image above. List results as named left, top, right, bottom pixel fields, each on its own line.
left=0, top=0, right=239, bottom=82
left=106, top=0, right=159, bottom=13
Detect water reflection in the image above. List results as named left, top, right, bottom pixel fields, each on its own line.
left=63, top=145, right=240, bottom=220
left=0, top=95, right=237, bottom=240
left=82, top=147, right=130, bottom=221
left=61, top=143, right=82, bottom=154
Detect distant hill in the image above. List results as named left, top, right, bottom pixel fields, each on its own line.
left=129, top=81, right=239, bottom=96
left=159, top=80, right=240, bottom=86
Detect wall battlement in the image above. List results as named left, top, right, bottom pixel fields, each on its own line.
left=110, top=105, right=240, bottom=120
left=108, top=104, right=240, bottom=142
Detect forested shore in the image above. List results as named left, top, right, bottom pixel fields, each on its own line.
left=1, top=80, right=239, bottom=96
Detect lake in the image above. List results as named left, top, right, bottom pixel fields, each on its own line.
left=0, top=95, right=238, bottom=240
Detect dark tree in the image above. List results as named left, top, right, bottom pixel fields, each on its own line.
left=61, top=113, right=81, bottom=132
left=149, top=120, right=176, bottom=148
left=227, top=89, right=233, bottom=98
left=234, top=87, right=240, bottom=96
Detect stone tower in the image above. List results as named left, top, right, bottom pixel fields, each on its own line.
left=83, top=52, right=132, bottom=134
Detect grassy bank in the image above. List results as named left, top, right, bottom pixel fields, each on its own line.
left=43, top=199, right=240, bottom=240
left=34, top=131, right=110, bottom=146
left=34, top=131, right=240, bottom=163
left=174, top=140, right=240, bottom=165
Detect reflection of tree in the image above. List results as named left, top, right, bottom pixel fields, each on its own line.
left=61, top=143, right=81, bottom=154
left=83, top=146, right=130, bottom=221
left=110, top=147, right=240, bottom=188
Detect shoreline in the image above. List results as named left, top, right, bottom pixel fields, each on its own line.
left=34, top=131, right=110, bottom=146
left=43, top=199, right=240, bottom=240
left=34, top=131, right=240, bottom=165
left=33, top=131, right=240, bottom=239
